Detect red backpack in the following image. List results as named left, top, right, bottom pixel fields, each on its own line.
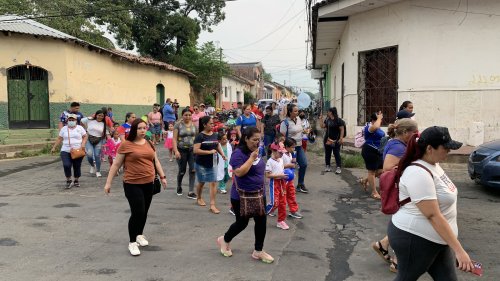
left=379, top=163, right=433, bottom=215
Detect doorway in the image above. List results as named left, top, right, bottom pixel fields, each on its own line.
left=156, top=84, right=165, bottom=105
left=7, top=65, right=50, bottom=129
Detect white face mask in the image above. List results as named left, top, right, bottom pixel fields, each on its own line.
left=67, top=121, right=77, bottom=127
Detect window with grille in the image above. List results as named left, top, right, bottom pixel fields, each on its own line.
left=357, top=46, right=398, bottom=126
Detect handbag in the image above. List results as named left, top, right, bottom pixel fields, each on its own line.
left=67, top=127, right=86, bottom=159
left=147, top=141, right=162, bottom=195
left=88, top=135, right=102, bottom=145
left=234, top=174, right=265, bottom=218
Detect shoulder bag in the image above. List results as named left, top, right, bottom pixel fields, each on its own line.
left=68, top=127, right=86, bottom=159
left=234, top=170, right=265, bottom=218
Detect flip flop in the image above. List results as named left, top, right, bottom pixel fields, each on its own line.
left=371, top=193, right=381, bottom=200
left=390, top=259, right=398, bottom=273
left=371, top=241, right=391, bottom=263
left=357, top=177, right=368, bottom=192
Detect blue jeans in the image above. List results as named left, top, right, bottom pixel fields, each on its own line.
left=86, top=140, right=103, bottom=172
left=60, top=151, right=83, bottom=178
left=295, top=145, right=308, bottom=185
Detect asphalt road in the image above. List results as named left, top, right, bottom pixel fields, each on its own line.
left=0, top=149, right=498, bottom=281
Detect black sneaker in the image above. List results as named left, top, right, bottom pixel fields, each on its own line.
left=65, top=180, right=73, bottom=189
left=73, top=180, right=80, bottom=187
left=289, top=211, right=303, bottom=219
left=297, top=184, right=309, bottom=193
left=176, top=187, right=183, bottom=196
left=187, top=192, right=197, bottom=200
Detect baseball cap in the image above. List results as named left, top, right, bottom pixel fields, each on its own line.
left=418, top=126, right=462, bottom=150
left=270, top=142, right=287, bottom=153
left=67, top=113, right=78, bottom=119
left=396, top=110, right=415, bottom=119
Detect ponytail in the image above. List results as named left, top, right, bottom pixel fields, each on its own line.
left=397, top=133, right=425, bottom=178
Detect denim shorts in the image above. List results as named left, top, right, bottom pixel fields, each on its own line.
left=149, top=124, right=161, bottom=135
left=195, top=163, right=217, bottom=183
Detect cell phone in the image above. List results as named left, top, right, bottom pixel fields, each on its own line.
left=456, top=259, right=483, bottom=276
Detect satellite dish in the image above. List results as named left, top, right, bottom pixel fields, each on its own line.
left=297, top=93, right=311, bottom=109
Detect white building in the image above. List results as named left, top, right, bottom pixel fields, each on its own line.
left=311, top=0, right=500, bottom=145
left=218, top=75, right=253, bottom=109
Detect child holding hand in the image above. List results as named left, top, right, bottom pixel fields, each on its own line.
left=265, top=142, right=292, bottom=230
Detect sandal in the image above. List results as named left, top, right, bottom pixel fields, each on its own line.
left=371, top=193, right=381, bottom=200
left=371, top=241, right=391, bottom=263
left=209, top=206, right=220, bottom=214
left=390, top=259, right=398, bottom=273
left=197, top=198, right=206, bottom=206
left=357, top=177, right=368, bottom=192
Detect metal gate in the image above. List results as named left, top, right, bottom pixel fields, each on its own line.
left=357, top=46, right=398, bottom=126
left=7, top=65, right=50, bottom=129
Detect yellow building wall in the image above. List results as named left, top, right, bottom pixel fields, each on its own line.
left=0, top=34, right=191, bottom=106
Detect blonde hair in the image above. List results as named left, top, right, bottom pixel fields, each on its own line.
left=387, top=118, right=418, bottom=138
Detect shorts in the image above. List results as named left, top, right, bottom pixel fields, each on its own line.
left=195, top=163, right=217, bottom=183
left=150, top=124, right=161, bottom=135
left=361, top=144, right=383, bottom=171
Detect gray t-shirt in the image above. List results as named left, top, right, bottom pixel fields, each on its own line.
left=174, top=122, right=196, bottom=149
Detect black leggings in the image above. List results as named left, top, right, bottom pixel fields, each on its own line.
left=177, top=147, right=195, bottom=192
left=224, top=199, right=267, bottom=251
left=324, top=141, right=341, bottom=167
left=387, top=221, right=457, bottom=281
left=123, top=182, right=154, bottom=242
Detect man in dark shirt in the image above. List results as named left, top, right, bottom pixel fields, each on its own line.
left=261, top=106, right=281, bottom=157
left=58, top=102, right=84, bottom=129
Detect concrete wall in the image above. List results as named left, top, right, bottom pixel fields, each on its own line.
left=326, top=0, right=500, bottom=144
left=0, top=34, right=191, bottom=129
left=221, top=76, right=248, bottom=109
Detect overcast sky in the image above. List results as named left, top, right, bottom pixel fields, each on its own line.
left=198, top=0, right=318, bottom=93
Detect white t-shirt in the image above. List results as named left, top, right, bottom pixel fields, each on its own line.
left=282, top=152, right=294, bottom=166
left=81, top=118, right=108, bottom=137
left=280, top=117, right=303, bottom=145
left=265, top=157, right=284, bottom=175
left=59, top=125, right=87, bottom=153
left=392, top=160, right=458, bottom=245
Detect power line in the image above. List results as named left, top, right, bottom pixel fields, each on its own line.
left=257, top=13, right=304, bottom=61
left=224, top=7, right=306, bottom=50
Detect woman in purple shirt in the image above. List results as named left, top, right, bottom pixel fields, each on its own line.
left=216, top=127, right=274, bottom=264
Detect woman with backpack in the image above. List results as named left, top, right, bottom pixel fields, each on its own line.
left=388, top=126, right=473, bottom=280
left=371, top=118, right=418, bottom=273
left=360, top=112, right=385, bottom=199
left=320, top=107, right=345, bottom=174
left=235, top=104, right=258, bottom=138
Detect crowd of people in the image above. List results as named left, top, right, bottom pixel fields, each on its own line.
left=51, top=98, right=311, bottom=261
left=50, top=99, right=475, bottom=279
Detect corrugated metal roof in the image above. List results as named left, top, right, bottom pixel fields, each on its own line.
left=0, top=15, right=195, bottom=78
left=0, top=15, right=76, bottom=40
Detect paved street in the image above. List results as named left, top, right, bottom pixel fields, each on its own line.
left=0, top=147, right=499, bottom=281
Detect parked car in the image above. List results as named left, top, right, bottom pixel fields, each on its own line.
left=468, top=139, right=500, bottom=189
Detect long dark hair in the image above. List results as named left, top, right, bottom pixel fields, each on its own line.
left=199, top=116, right=212, bottom=133
left=126, top=119, right=147, bottom=142
left=399, top=101, right=412, bottom=111
left=328, top=107, right=339, bottom=119
left=286, top=104, right=297, bottom=117
left=397, top=133, right=438, bottom=178
left=238, top=126, right=260, bottom=154
left=94, top=109, right=107, bottom=137
left=125, top=112, right=134, bottom=123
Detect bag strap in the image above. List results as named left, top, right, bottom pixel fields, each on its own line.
left=67, top=127, right=71, bottom=147
left=147, top=140, right=158, bottom=175
left=400, top=163, right=434, bottom=206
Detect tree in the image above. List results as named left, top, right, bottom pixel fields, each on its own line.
left=262, top=69, right=272, bottom=82
left=244, top=91, right=254, bottom=105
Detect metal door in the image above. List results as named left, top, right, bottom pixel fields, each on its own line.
left=7, top=65, right=50, bottom=128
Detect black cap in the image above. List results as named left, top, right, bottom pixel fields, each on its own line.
left=418, top=126, right=462, bottom=150
left=396, top=110, right=415, bottom=119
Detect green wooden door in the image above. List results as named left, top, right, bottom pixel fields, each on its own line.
left=156, top=84, right=165, bottom=105
left=7, top=66, right=50, bottom=128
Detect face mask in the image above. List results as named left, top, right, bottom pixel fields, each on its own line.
left=67, top=121, right=77, bottom=127
left=299, top=115, right=305, bottom=119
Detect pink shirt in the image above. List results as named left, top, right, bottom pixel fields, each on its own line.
left=148, top=112, right=162, bottom=124
left=191, top=112, right=206, bottom=127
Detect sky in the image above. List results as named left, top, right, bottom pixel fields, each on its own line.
left=198, top=0, right=318, bottom=93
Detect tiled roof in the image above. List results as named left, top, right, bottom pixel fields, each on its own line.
left=0, top=15, right=195, bottom=78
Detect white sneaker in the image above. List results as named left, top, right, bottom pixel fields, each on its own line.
left=128, top=242, right=140, bottom=256
left=335, top=167, right=342, bottom=174
left=136, top=235, right=149, bottom=246
left=95, top=172, right=102, bottom=178
left=89, top=166, right=95, bottom=174
left=324, top=165, right=332, bottom=172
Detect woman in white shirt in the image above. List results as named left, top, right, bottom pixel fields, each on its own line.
left=388, top=126, right=474, bottom=280
left=51, top=114, right=87, bottom=188
left=81, top=110, right=109, bottom=177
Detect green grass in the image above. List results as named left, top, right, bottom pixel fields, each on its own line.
left=341, top=152, right=365, bottom=168
left=18, top=144, right=53, bottom=158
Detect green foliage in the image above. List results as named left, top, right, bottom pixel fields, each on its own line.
left=244, top=91, right=254, bottom=105
left=341, top=153, right=365, bottom=168
left=204, top=94, right=215, bottom=107
left=262, top=70, right=272, bottom=82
